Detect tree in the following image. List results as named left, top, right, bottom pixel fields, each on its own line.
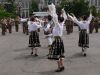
left=90, top=5, right=97, bottom=17
left=60, top=0, right=90, bottom=17
left=73, top=0, right=89, bottom=17
left=0, top=8, right=12, bottom=19
left=6, top=0, right=15, bottom=4
left=60, top=0, right=74, bottom=13
left=30, top=0, right=39, bottom=13
left=0, top=5, right=4, bottom=10
left=97, top=11, right=100, bottom=17
left=5, top=0, right=16, bottom=14
left=0, top=4, right=15, bottom=19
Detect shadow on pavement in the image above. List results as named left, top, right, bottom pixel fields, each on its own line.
left=68, top=52, right=85, bottom=59
left=13, top=47, right=30, bottom=52
left=14, top=53, right=46, bottom=61
left=38, top=70, right=61, bottom=75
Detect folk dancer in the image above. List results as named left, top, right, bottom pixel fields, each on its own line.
left=43, top=15, right=54, bottom=55
left=28, top=17, right=41, bottom=56
left=48, top=4, right=66, bottom=72
left=68, top=12, right=93, bottom=56
left=65, top=19, right=74, bottom=34
left=28, top=18, right=32, bottom=47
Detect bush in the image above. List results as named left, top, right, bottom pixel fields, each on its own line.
left=0, top=10, right=14, bottom=19
left=0, top=4, right=15, bottom=19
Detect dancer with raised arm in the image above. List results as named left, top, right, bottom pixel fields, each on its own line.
left=68, top=12, right=93, bottom=56
left=43, top=15, right=54, bottom=55
left=48, top=3, right=66, bottom=72
left=28, top=17, right=41, bottom=56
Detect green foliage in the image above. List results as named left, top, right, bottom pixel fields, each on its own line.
left=73, top=0, right=89, bottom=17
left=0, top=5, right=4, bottom=10
left=6, top=0, right=15, bottom=4
left=96, top=11, right=100, bottom=17
left=5, top=0, right=16, bottom=14
left=0, top=10, right=11, bottom=19
left=0, top=4, right=15, bottom=19
left=60, top=0, right=90, bottom=17
left=30, top=0, right=39, bottom=13
left=90, top=5, right=97, bottom=17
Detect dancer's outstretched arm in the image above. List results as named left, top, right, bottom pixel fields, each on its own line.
left=67, top=13, right=80, bottom=25
left=62, top=8, right=67, bottom=22
left=48, top=3, right=60, bottom=27
left=48, top=3, right=56, bottom=16
left=87, top=12, right=93, bottom=24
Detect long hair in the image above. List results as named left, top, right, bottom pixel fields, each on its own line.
left=82, top=15, right=88, bottom=20
left=30, top=17, right=35, bottom=21
left=48, top=15, right=52, bottom=21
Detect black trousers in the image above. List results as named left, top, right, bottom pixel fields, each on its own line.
left=15, top=21, right=19, bottom=32
left=1, top=24, right=6, bottom=35
left=8, top=25, right=12, bottom=33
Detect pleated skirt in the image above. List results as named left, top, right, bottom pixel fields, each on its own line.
left=29, top=31, right=41, bottom=48
left=48, top=36, right=65, bottom=60
left=78, top=29, right=89, bottom=48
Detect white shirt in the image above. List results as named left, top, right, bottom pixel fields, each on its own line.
left=27, top=21, right=31, bottom=25
left=68, top=14, right=93, bottom=30
left=20, top=18, right=28, bottom=22
left=28, top=21, right=42, bottom=32
left=44, top=23, right=51, bottom=32
left=51, top=13, right=64, bottom=37
left=53, top=22, right=64, bottom=37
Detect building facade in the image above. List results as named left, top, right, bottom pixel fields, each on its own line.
left=18, top=0, right=60, bottom=16
left=15, top=0, right=31, bottom=17
left=0, top=0, right=60, bottom=17
left=86, top=0, right=100, bottom=11
left=1, top=0, right=100, bottom=17
left=38, top=0, right=59, bottom=11
left=0, top=0, right=31, bottom=17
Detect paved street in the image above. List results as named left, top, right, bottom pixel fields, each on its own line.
left=0, top=26, right=100, bottom=75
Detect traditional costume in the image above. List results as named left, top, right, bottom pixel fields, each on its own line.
left=48, top=21, right=65, bottom=60
left=28, top=21, right=41, bottom=48
left=43, top=20, right=54, bottom=46
left=47, top=3, right=66, bottom=72
left=68, top=13, right=93, bottom=56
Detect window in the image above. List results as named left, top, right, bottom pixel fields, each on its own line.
left=95, top=0, right=98, bottom=6
left=98, top=0, right=100, bottom=6
left=44, top=0, right=48, bottom=5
